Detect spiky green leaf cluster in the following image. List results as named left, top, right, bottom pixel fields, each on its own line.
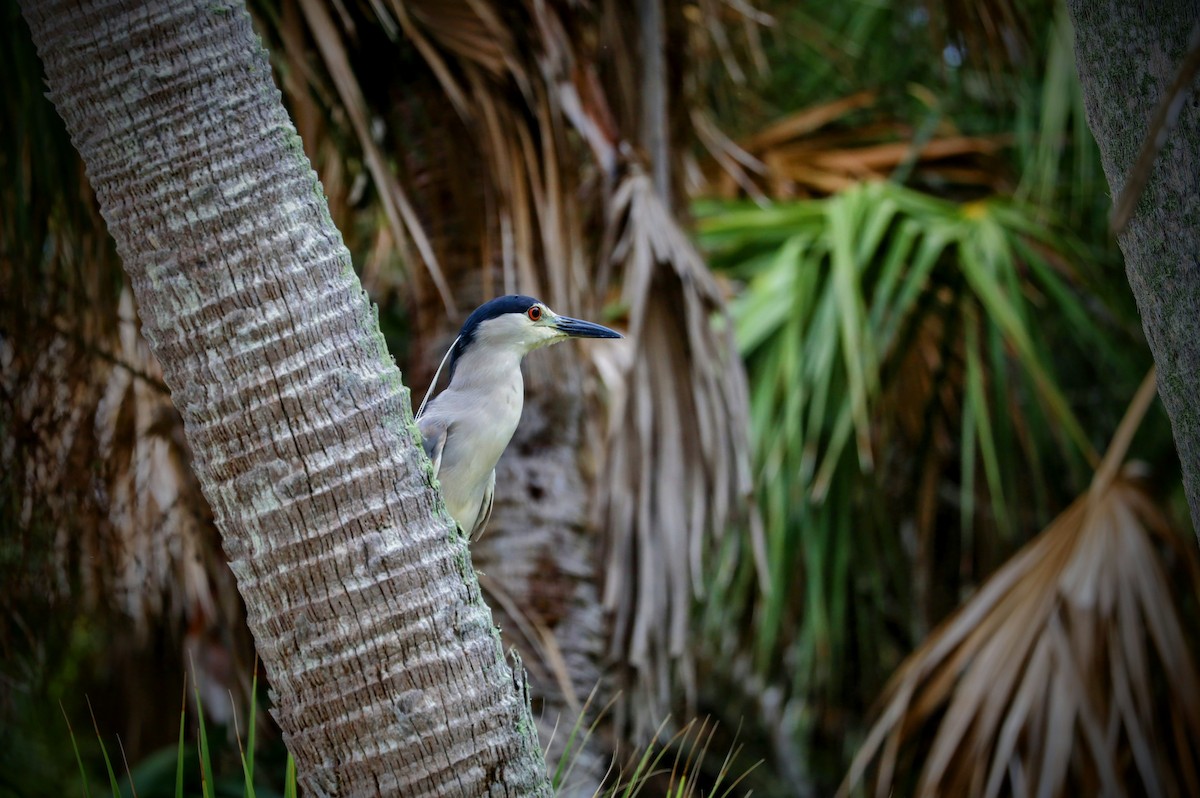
left=696, top=178, right=1145, bottom=767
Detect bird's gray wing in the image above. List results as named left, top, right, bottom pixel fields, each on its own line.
left=417, top=415, right=450, bottom=477
left=470, top=469, right=495, bottom=540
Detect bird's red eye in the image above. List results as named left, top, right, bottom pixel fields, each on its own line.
left=528, top=305, right=542, bottom=321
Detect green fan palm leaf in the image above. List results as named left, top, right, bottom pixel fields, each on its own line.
left=698, top=178, right=1142, bottom=768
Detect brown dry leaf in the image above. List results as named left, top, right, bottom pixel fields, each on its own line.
left=698, top=92, right=1012, bottom=199
left=384, top=0, right=472, bottom=117
left=841, top=370, right=1200, bottom=798
left=691, top=108, right=769, bottom=205
left=808, top=135, right=1010, bottom=174
left=740, top=91, right=878, bottom=153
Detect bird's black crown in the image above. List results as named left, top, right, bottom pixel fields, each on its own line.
left=449, top=295, right=540, bottom=374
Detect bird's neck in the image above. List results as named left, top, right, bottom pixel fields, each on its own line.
left=448, top=343, right=526, bottom=393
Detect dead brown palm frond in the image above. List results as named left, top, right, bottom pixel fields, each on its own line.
left=697, top=91, right=1012, bottom=200
left=690, top=108, right=770, bottom=206
left=739, top=91, right=878, bottom=152
left=686, top=0, right=775, bottom=91
left=93, top=290, right=234, bottom=636
left=596, top=169, right=759, bottom=738
left=2, top=289, right=237, bottom=626
left=2, top=7, right=230, bottom=642
left=2, top=9, right=255, bottom=736
left=1, top=287, right=252, bottom=724
left=841, top=369, right=1200, bottom=798
left=296, top=0, right=456, bottom=314
left=364, top=0, right=598, bottom=322
left=365, top=2, right=762, bottom=744
left=405, top=0, right=516, bottom=80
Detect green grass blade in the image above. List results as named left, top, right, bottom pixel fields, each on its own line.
left=191, top=674, right=215, bottom=798
left=877, top=227, right=951, bottom=350
left=618, top=738, right=659, bottom=797
left=733, top=233, right=808, bottom=352
left=960, top=363, right=979, bottom=555
left=550, top=708, right=586, bottom=789
left=175, top=685, right=186, bottom=798
left=619, top=719, right=680, bottom=798
left=804, top=513, right=832, bottom=686
left=959, top=217, right=1095, bottom=463
left=811, top=401, right=855, bottom=503
left=85, top=698, right=122, bottom=798
left=802, top=289, right=840, bottom=483
left=868, top=217, right=920, bottom=331
left=853, top=186, right=898, bottom=265
left=965, top=314, right=1012, bottom=537
left=829, top=503, right=851, bottom=678
left=1015, top=234, right=1129, bottom=374
left=828, top=192, right=875, bottom=471
left=283, top=754, right=297, bottom=798
left=245, top=665, right=258, bottom=793
left=553, top=687, right=618, bottom=792
left=234, top=699, right=256, bottom=798
left=61, top=702, right=92, bottom=798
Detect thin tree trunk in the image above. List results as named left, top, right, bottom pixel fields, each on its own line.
left=1067, top=0, right=1200, bottom=541
left=639, top=0, right=670, bottom=200
left=19, top=1, right=550, bottom=794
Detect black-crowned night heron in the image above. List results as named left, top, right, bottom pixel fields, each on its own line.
left=416, top=295, right=622, bottom=538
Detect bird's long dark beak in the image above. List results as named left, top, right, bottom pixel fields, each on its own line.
left=553, top=315, right=623, bottom=339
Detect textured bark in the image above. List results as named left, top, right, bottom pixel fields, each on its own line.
left=19, top=1, right=550, bottom=795
left=1068, top=0, right=1200, bottom=541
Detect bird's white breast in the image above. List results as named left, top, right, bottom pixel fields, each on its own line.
left=422, top=347, right=525, bottom=530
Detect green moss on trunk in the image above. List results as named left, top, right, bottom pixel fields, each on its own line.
left=1068, top=0, right=1200, bottom=542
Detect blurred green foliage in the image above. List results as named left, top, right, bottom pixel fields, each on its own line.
left=690, top=1, right=1178, bottom=792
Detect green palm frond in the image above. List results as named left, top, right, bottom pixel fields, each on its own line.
left=696, top=178, right=1144, bottom=767
left=1014, top=2, right=1108, bottom=230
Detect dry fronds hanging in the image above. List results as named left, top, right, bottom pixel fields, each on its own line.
left=1, top=11, right=252, bottom=728
left=0, top=288, right=249, bottom=722
left=841, top=370, right=1200, bottom=798
left=294, top=0, right=456, bottom=314
left=596, top=169, right=758, bottom=736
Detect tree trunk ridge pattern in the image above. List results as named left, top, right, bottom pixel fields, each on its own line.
left=19, top=1, right=551, bottom=795
left=1068, top=0, right=1200, bottom=540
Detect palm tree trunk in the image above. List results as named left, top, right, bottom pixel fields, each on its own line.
left=19, top=0, right=550, bottom=794
left=1067, top=0, right=1200, bottom=543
